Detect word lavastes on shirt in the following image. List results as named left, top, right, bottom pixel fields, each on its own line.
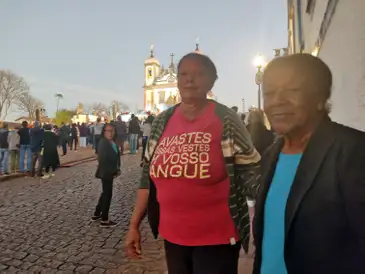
left=151, top=132, right=212, bottom=179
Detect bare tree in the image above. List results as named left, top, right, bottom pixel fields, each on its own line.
left=85, top=102, right=108, bottom=116
left=16, top=93, right=44, bottom=118
left=111, top=100, right=129, bottom=112
left=0, top=70, right=29, bottom=119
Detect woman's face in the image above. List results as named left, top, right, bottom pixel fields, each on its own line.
left=263, top=65, right=321, bottom=135
left=104, top=125, right=115, bottom=140
left=177, top=57, right=214, bottom=103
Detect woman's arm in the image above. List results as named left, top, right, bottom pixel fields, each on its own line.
left=97, top=139, right=110, bottom=166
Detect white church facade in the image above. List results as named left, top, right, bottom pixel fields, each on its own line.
left=143, top=43, right=214, bottom=114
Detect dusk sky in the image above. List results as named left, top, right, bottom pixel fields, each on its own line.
left=0, top=0, right=287, bottom=120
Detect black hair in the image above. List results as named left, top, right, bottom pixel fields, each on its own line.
left=177, top=52, right=218, bottom=82
left=101, top=123, right=117, bottom=141
left=264, top=53, right=332, bottom=102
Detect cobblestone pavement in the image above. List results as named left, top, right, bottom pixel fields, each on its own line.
left=0, top=154, right=166, bottom=273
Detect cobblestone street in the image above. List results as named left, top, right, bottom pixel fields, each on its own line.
left=0, top=154, right=166, bottom=274
left=0, top=152, right=253, bottom=273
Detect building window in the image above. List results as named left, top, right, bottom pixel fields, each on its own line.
left=148, top=68, right=152, bottom=78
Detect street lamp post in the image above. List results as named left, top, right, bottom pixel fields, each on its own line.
left=253, top=54, right=265, bottom=109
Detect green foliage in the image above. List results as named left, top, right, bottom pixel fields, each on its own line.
left=54, top=109, right=76, bottom=126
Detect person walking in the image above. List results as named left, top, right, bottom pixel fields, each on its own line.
left=128, top=114, right=140, bottom=155
left=115, top=115, right=127, bottom=155
left=253, top=54, right=365, bottom=274
left=7, top=125, right=20, bottom=174
left=0, top=123, right=10, bottom=175
left=59, top=122, right=70, bottom=156
left=18, top=121, right=32, bottom=174
left=93, top=118, right=104, bottom=154
left=41, top=125, right=60, bottom=179
left=139, top=115, right=154, bottom=167
left=125, top=52, right=260, bottom=274
left=30, top=121, right=44, bottom=177
left=79, top=123, right=88, bottom=148
left=70, top=123, right=78, bottom=151
left=92, top=123, right=121, bottom=228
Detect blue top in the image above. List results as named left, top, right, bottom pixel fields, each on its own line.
left=261, top=153, right=302, bottom=274
left=111, top=142, right=118, bottom=154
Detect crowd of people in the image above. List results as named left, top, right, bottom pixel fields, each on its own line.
left=0, top=113, right=155, bottom=179
left=0, top=120, right=61, bottom=178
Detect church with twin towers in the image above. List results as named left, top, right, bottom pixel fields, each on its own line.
left=143, top=40, right=214, bottom=114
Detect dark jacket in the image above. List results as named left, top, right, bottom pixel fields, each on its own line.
left=115, top=121, right=127, bottom=137
left=253, top=119, right=365, bottom=274
left=18, top=127, right=30, bottom=145
left=0, top=129, right=9, bottom=149
left=59, top=125, right=70, bottom=141
left=70, top=127, right=78, bottom=137
left=246, top=123, right=274, bottom=155
left=30, top=127, right=44, bottom=153
left=41, top=130, right=59, bottom=167
left=79, top=126, right=88, bottom=137
left=95, top=138, right=121, bottom=180
left=128, top=118, right=140, bottom=134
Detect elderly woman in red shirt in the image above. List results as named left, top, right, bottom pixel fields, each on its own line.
left=125, top=52, right=260, bottom=274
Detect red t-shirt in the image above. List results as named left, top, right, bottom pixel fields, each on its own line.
left=149, top=102, right=239, bottom=246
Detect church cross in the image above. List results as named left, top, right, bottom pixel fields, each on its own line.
left=170, top=53, right=175, bottom=63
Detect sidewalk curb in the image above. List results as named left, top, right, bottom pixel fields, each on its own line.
left=59, top=156, right=96, bottom=167
left=0, top=155, right=97, bottom=183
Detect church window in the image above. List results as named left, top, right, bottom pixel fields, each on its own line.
left=148, top=69, right=152, bottom=78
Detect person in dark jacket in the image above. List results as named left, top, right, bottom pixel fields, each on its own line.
left=253, top=53, right=365, bottom=274
left=59, top=122, right=70, bottom=156
left=128, top=114, right=140, bottom=154
left=79, top=123, right=88, bottom=148
left=30, top=121, right=44, bottom=177
left=18, top=120, right=32, bottom=173
left=41, top=124, right=60, bottom=179
left=70, top=123, right=78, bottom=151
left=246, top=109, right=274, bottom=156
left=0, top=123, right=10, bottom=175
left=115, top=115, right=127, bottom=154
left=92, top=123, right=121, bottom=228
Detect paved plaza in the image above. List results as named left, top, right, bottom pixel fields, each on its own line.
left=0, top=153, right=253, bottom=273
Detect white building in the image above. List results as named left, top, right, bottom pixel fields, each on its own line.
left=287, top=0, right=365, bottom=130
left=143, top=44, right=214, bottom=114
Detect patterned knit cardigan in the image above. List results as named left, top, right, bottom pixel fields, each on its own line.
left=139, top=101, right=261, bottom=252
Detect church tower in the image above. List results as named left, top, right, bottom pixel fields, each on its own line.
left=144, top=45, right=161, bottom=111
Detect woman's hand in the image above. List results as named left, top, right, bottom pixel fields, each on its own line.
left=125, top=228, right=142, bottom=258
